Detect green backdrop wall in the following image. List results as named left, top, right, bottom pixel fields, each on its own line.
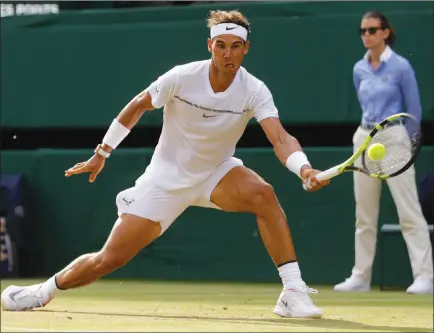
left=1, top=1, right=433, bottom=128
left=2, top=147, right=433, bottom=286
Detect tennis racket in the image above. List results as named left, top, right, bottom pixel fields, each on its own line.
left=303, top=113, right=422, bottom=191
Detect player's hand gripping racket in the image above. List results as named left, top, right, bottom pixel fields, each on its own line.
left=303, top=113, right=422, bottom=191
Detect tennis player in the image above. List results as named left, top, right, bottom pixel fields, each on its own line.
left=1, top=10, right=329, bottom=317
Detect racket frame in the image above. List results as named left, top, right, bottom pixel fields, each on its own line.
left=305, top=113, right=422, bottom=188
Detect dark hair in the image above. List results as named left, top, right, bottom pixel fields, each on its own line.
left=363, top=11, right=396, bottom=47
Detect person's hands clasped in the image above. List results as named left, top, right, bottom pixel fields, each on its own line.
left=65, top=154, right=106, bottom=183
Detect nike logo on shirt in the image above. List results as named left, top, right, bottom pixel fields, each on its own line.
left=202, top=113, right=218, bottom=118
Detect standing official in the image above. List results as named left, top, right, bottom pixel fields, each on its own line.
left=334, top=11, right=433, bottom=294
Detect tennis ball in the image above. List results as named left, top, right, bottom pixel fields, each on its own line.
left=367, top=143, right=386, bottom=161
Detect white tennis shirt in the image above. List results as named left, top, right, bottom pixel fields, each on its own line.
left=138, top=59, right=279, bottom=190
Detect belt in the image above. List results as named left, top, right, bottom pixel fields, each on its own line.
left=360, top=119, right=404, bottom=130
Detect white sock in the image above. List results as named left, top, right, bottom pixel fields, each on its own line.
left=40, top=275, right=61, bottom=302
left=278, top=261, right=302, bottom=288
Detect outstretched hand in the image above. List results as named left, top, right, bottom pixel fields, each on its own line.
left=301, top=168, right=330, bottom=192
left=65, top=154, right=106, bottom=183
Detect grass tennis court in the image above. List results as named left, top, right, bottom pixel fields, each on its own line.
left=1, top=279, right=432, bottom=332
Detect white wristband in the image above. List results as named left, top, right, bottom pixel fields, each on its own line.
left=285, top=151, right=311, bottom=178
left=102, top=119, right=130, bottom=150
left=95, top=144, right=111, bottom=158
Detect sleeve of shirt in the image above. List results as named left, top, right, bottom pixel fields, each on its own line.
left=353, top=64, right=361, bottom=92
left=252, top=83, right=279, bottom=123
left=352, top=63, right=364, bottom=111
left=400, top=61, right=422, bottom=123
left=146, top=66, right=179, bottom=109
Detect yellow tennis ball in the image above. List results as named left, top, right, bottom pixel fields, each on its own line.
left=367, top=143, right=386, bottom=161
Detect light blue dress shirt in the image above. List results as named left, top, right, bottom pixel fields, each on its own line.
left=353, top=46, right=422, bottom=131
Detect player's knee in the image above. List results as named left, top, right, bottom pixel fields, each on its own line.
left=248, top=182, right=276, bottom=212
left=93, top=250, right=127, bottom=275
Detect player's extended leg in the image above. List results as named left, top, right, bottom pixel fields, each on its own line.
left=56, top=213, right=161, bottom=289
left=1, top=214, right=161, bottom=311
left=210, top=166, right=322, bottom=318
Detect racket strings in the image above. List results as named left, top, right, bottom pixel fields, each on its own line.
left=363, top=122, right=420, bottom=176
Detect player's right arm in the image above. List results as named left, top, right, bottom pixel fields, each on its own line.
left=101, top=65, right=179, bottom=155
left=63, top=90, right=154, bottom=183
left=99, top=90, right=155, bottom=154
left=118, top=90, right=156, bottom=127
left=65, top=66, right=179, bottom=183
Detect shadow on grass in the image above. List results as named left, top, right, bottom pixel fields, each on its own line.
left=38, top=309, right=432, bottom=332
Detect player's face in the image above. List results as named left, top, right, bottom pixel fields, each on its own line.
left=360, top=18, right=389, bottom=49
left=208, top=35, right=250, bottom=74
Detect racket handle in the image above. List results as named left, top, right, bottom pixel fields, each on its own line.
left=302, top=165, right=342, bottom=191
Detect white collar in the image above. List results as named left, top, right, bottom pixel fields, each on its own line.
left=364, top=45, right=393, bottom=63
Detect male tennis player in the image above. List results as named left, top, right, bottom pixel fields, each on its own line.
left=1, top=10, right=329, bottom=318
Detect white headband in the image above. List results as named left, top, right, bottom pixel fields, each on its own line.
left=210, top=23, right=248, bottom=41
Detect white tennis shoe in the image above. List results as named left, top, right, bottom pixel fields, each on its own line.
left=273, top=282, right=323, bottom=318
left=333, top=276, right=371, bottom=292
left=406, top=277, right=433, bottom=294
left=1, top=284, right=51, bottom=311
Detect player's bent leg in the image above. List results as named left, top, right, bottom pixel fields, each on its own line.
left=211, top=166, right=297, bottom=266
left=1, top=214, right=161, bottom=311
left=210, top=166, right=322, bottom=318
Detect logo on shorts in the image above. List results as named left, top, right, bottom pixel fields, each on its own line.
left=123, top=198, right=135, bottom=206
left=202, top=113, right=217, bottom=118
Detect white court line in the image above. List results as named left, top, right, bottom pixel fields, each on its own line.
left=1, top=327, right=105, bottom=332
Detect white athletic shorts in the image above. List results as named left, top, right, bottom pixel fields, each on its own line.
left=115, top=157, right=243, bottom=235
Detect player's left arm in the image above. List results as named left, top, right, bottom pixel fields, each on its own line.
left=260, top=117, right=305, bottom=170
left=260, top=118, right=329, bottom=191
left=253, top=84, right=329, bottom=191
